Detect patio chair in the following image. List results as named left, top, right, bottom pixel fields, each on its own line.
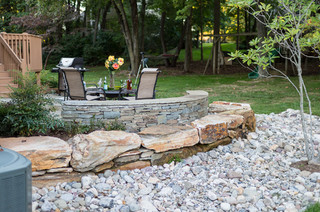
left=61, top=67, right=106, bottom=100
left=135, top=68, right=160, bottom=100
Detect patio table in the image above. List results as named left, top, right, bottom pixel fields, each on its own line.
left=88, top=88, right=136, bottom=100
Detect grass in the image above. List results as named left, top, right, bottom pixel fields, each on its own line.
left=304, top=202, right=320, bottom=212
left=155, top=73, right=320, bottom=116
left=177, top=43, right=236, bottom=62
left=43, top=68, right=320, bottom=116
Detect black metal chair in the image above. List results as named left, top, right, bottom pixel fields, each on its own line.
left=61, top=68, right=106, bottom=100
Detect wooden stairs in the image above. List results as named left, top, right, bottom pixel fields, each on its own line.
left=0, top=63, right=17, bottom=97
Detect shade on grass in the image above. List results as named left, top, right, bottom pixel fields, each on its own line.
left=43, top=68, right=320, bottom=116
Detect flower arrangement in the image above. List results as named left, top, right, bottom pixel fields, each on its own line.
left=105, top=56, right=124, bottom=72
left=105, top=56, right=124, bottom=89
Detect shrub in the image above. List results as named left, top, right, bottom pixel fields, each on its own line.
left=40, top=69, right=58, bottom=88
left=58, top=118, right=126, bottom=137
left=1, top=72, right=63, bottom=136
left=105, top=119, right=126, bottom=131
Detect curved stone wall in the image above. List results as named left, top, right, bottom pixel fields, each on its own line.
left=61, top=90, right=208, bottom=132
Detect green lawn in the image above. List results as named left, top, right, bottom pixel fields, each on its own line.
left=43, top=68, right=320, bottom=116
left=177, top=43, right=236, bottom=62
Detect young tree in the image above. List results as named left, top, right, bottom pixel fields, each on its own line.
left=228, top=0, right=320, bottom=164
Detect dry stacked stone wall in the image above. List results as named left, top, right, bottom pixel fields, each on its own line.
left=0, top=95, right=256, bottom=176
left=61, top=90, right=208, bottom=132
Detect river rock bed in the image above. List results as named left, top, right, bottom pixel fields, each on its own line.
left=32, top=109, right=320, bottom=212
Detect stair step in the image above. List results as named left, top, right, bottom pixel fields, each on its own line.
left=0, top=77, right=13, bottom=84
left=0, top=71, right=10, bottom=77
left=0, top=84, right=17, bottom=92
left=0, top=93, right=10, bottom=98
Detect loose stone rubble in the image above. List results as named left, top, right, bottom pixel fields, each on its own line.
left=32, top=109, right=320, bottom=211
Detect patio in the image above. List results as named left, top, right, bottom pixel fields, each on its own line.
left=60, top=90, right=209, bottom=132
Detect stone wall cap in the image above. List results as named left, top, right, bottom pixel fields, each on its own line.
left=62, top=90, right=208, bottom=106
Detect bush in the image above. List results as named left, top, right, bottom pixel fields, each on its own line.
left=40, top=69, right=58, bottom=88
left=43, top=31, right=126, bottom=66
left=56, top=119, right=126, bottom=137
left=0, top=72, right=63, bottom=136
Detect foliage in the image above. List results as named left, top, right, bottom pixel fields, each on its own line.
left=58, top=119, right=126, bottom=137
left=40, top=69, right=58, bottom=88
left=0, top=102, right=15, bottom=135
left=44, top=31, right=125, bottom=66
left=0, top=72, right=63, bottom=136
left=142, top=13, right=181, bottom=54
left=228, top=0, right=320, bottom=164
left=0, top=0, right=31, bottom=32
left=168, top=155, right=182, bottom=164
left=105, top=119, right=126, bottom=131
left=304, top=202, right=320, bottom=212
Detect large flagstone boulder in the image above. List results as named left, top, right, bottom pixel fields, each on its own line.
left=0, top=136, right=71, bottom=171
left=191, top=114, right=244, bottom=144
left=209, top=101, right=256, bottom=131
left=69, top=130, right=141, bottom=172
left=139, top=125, right=199, bottom=153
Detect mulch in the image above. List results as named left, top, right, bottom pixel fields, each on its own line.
left=290, top=160, right=320, bottom=174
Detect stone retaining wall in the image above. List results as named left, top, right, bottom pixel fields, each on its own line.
left=0, top=101, right=256, bottom=177
left=61, top=90, right=208, bottom=132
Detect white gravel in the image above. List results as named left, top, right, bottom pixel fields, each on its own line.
left=32, top=109, right=320, bottom=212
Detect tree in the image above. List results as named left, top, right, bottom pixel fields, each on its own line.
left=111, top=0, right=140, bottom=76
left=229, top=0, right=320, bottom=164
left=174, top=0, right=196, bottom=73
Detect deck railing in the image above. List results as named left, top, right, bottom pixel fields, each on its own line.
left=0, top=32, right=42, bottom=83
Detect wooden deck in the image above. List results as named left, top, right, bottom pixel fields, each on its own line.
left=0, top=32, right=42, bottom=97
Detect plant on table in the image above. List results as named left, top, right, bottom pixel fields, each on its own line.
left=105, top=55, right=124, bottom=89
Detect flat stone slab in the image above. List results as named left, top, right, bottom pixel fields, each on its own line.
left=209, top=101, right=251, bottom=113
left=0, top=136, right=71, bottom=171
left=191, top=114, right=244, bottom=144
left=139, top=125, right=199, bottom=153
left=209, top=101, right=256, bottom=132
left=69, top=130, right=141, bottom=172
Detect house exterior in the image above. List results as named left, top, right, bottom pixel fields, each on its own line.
left=0, top=32, right=42, bottom=97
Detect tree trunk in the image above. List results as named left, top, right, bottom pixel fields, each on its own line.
left=101, top=1, right=112, bottom=30
left=93, top=9, right=101, bottom=44
left=112, top=0, right=140, bottom=76
left=200, top=0, right=203, bottom=61
left=213, top=0, right=220, bottom=74
left=76, top=0, right=82, bottom=26
left=160, top=11, right=170, bottom=67
left=139, top=0, right=146, bottom=52
left=256, top=0, right=268, bottom=77
left=184, top=10, right=193, bottom=73
left=236, top=7, right=240, bottom=50
left=172, top=21, right=187, bottom=67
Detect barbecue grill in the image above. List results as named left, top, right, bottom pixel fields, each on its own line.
left=51, top=57, right=89, bottom=95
